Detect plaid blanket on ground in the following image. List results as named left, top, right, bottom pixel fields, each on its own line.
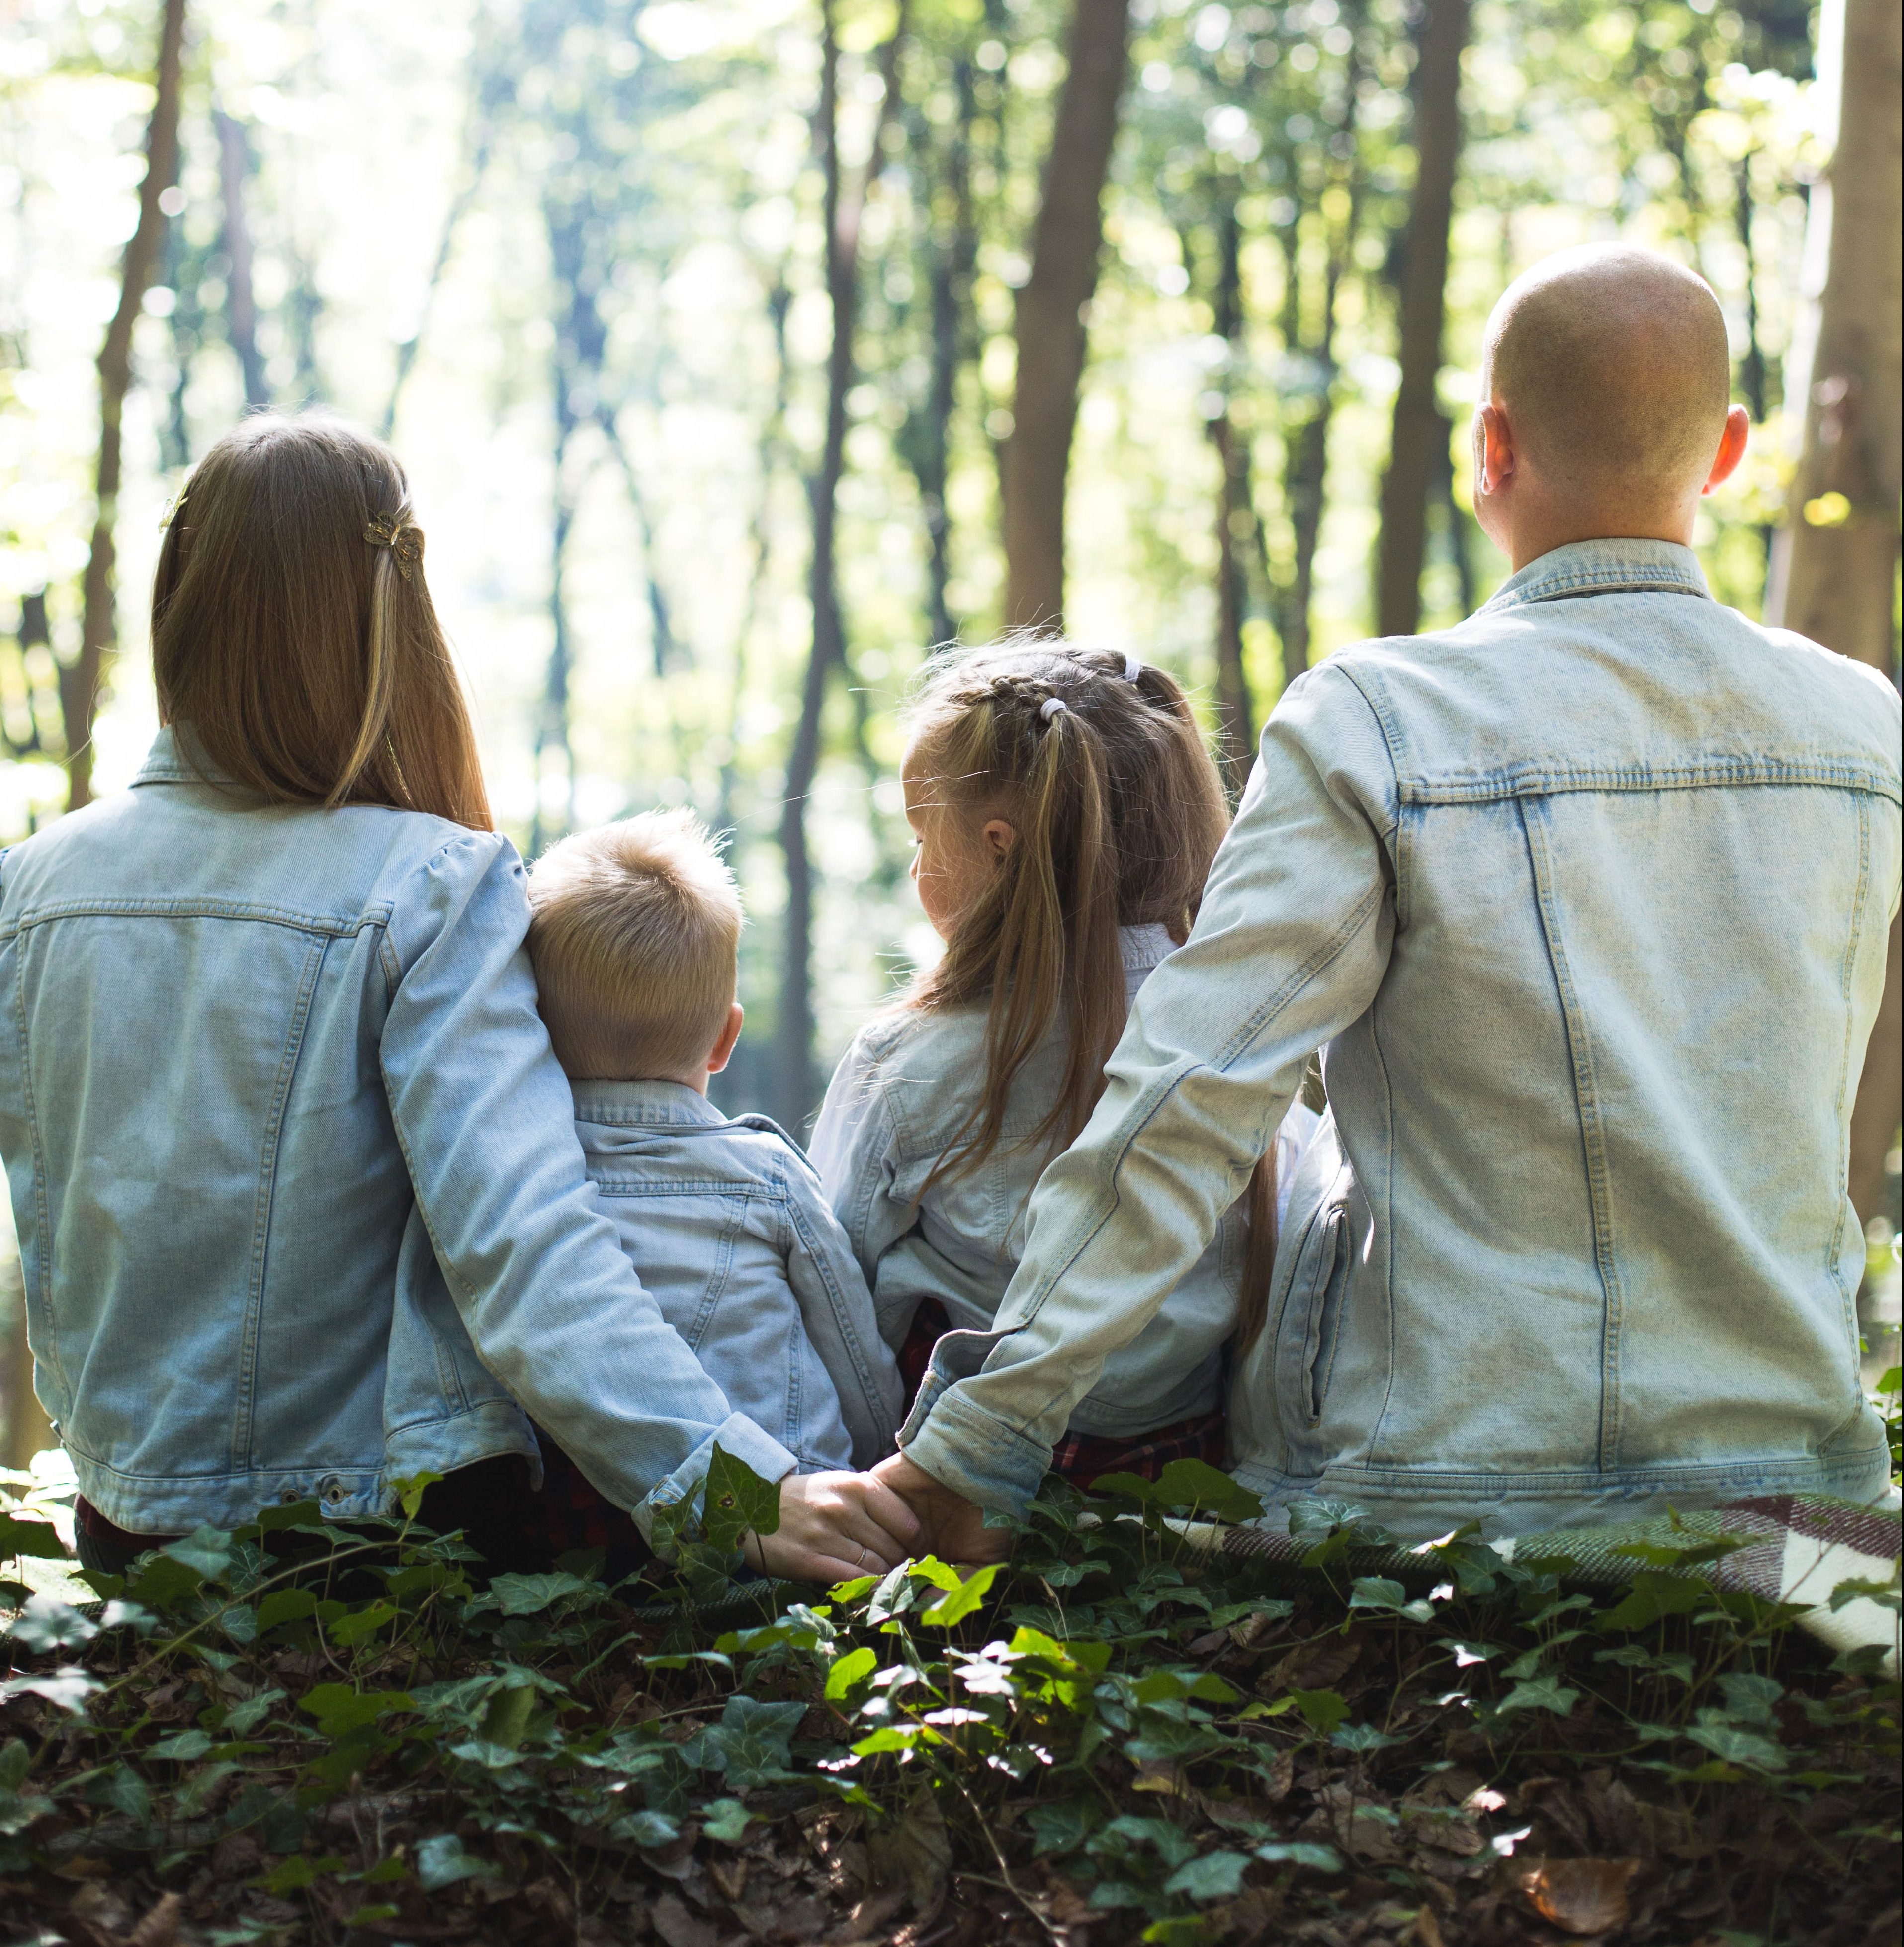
left=1206, top=1491, right=1902, bottom=1673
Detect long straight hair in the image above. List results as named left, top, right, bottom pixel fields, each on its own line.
left=151, top=413, right=491, bottom=831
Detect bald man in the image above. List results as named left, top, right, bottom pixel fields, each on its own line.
left=879, top=243, right=1902, bottom=1554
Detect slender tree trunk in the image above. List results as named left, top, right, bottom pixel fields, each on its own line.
left=1374, top=0, right=1469, bottom=639
left=776, top=1, right=908, bottom=1130
left=66, top=0, right=187, bottom=813
left=215, top=108, right=270, bottom=409
left=1765, top=0, right=1903, bottom=1243
left=1207, top=198, right=1254, bottom=787
left=999, top=0, right=1131, bottom=630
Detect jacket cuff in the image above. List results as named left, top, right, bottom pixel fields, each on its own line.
left=900, top=1384, right=1051, bottom=1517
left=632, top=1413, right=798, bottom=1550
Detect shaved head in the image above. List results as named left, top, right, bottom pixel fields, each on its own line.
left=1482, top=245, right=1731, bottom=508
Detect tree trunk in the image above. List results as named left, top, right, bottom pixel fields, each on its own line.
left=998, top=0, right=1130, bottom=631
left=1207, top=198, right=1254, bottom=787
left=1374, top=0, right=1469, bottom=640
left=65, top=0, right=187, bottom=813
left=215, top=108, right=270, bottom=409
left=1764, top=0, right=1902, bottom=1244
left=775, top=1, right=908, bottom=1130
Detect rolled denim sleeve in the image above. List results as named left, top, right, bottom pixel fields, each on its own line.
left=900, top=664, right=1401, bottom=1511
left=380, top=833, right=795, bottom=1538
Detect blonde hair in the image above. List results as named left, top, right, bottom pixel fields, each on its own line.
left=152, top=412, right=490, bottom=831
left=526, top=811, right=742, bottom=1081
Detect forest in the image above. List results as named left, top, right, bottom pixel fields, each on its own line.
left=0, top=0, right=1900, bottom=1940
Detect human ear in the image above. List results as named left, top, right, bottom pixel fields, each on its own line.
left=706, top=1001, right=744, bottom=1076
left=981, top=818, right=1017, bottom=861
left=1701, top=404, right=1750, bottom=495
left=1474, top=403, right=1515, bottom=499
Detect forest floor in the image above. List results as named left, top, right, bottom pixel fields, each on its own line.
left=0, top=1449, right=1899, bottom=1947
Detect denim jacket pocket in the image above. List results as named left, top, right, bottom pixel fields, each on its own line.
left=1275, top=1202, right=1351, bottom=1436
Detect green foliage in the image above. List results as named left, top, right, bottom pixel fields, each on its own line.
left=0, top=1455, right=1896, bottom=1943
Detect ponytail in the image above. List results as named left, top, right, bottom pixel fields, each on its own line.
left=905, top=641, right=1228, bottom=1182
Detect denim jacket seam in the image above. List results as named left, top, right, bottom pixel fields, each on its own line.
left=589, top=1173, right=784, bottom=1199
left=1517, top=797, right=1626, bottom=1470
left=785, top=1184, right=889, bottom=1429
left=1329, top=660, right=1411, bottom=838
left=1399, top=759, right=1898, bottom=805
left=0, top=896, right=396, bottom=940
left=1825, top=795, right=1874, bottom=1345
left=236, top=933, right=333, bottom=1469
left=1364, top=993, right=1402, bottom=1469
left=1483, top=567, right=1709, bottom=610
left=8, top=940, right=65, bottom=1412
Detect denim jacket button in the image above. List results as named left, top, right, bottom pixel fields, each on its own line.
left=279, top=1489, right=301, bottom=1504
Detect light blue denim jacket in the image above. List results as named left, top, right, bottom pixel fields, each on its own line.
left=902, top=541, right=1902, bottom=1536
left=0, top=730, right=800, bottom=1537
left=812, top=926, right=1317, bottom=1435
left=573, top=1080, right=902, bottom=1470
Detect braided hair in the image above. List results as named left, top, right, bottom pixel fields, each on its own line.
left=902, top=639, right=1229, bottom=1183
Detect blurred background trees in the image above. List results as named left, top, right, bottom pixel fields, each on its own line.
left=0, top=0, right=1898, bottom=1454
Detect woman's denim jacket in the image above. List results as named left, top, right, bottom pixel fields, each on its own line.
left=811, top=927, right=1317, bottom=1437
left=0, top=731, right=800, bottom=1537
left=901, top=541, right=1903, bottom=1537
left=573, top=1079, right=902, bottom=1471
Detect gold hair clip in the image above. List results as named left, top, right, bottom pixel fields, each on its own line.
left=364, top=513, right=424, bottom=580
left=159, top=489, right=188, bottom=530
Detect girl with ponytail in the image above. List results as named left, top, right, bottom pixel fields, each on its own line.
left=811, top=641, right=1319, bottom=1486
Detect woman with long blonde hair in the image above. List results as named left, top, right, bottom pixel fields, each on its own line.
left=0, top=414, right=913, bottom=1584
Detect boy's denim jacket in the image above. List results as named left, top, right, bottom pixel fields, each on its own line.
left=573, top=1080, right=902, bottom=1471
left=0, top=731, right=800, bottom=1538
left=811, top=927, right=1317, bottom=1436
left=901, top=541, right=1903, bottom=1536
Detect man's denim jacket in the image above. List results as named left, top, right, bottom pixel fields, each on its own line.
left=574, top=1080, right=901, bottom=1471
left=901, top=541, right=1903, bottom=1537
left=0, top=730, right=800, bottom=1538
left=812, top=926, right=1316, bottom=1436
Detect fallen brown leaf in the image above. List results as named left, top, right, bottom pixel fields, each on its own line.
left=1518, top=1856, right=1642, bottom=1936
left=128, top=1893, right=184, bottom=1947
left=1268, top=1632, right=1361, bottom=1694
left=654, top=1890, right=720, bottom=1947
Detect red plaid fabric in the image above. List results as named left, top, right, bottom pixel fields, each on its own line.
left=530, top=1430, right=652, bottom=1581
left=894, top=1297, right=1228, bottom=1492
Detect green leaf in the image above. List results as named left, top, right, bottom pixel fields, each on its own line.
left=1714, top=1672, right=1783, bottom=1724
left=414, top=1833, right=496, bottom=1891
left=825, top=1645, right=878, bottom=1701
left=485, top=1571, right=612, bottom=1617
left=690, top=1695, right=807, bottom=1787
left=703, top=1445, right=781, bottom=1553
left=701, top=1797, right=755, bottom=1843
left=1497, top=1676, right=1579, bottom=1718
left=917, top=1562, right=1001, bottom=1628
left=393, top=1471, right=445, bottom=1520
left=479, top=1683, right=538, bottom=1752
left=262, top=1855, right=346, bottom=1895
left=1163, top=1851, right=1251, bottom=1901
left=1146, top=1460, right=1264, bottom=1523
left=1330, top=1722, right=1400, bottom=1752
left=1131, top=1668, right=1238, bottom=1707
left=0, top=1514, right=67, bottom=1560
left=5, top=1594, right=99, bottom=1653
left=255, top=1589, right=318, bottom=1633
left=0, top=1667, right=101, bottom=1716
left=1289, top=1688, right=1350, bottom=1734
left=1686, top=1721, right=1786, bottom=1770
left=299, top=1686, right=414, bottom=1737
left=328, top=1601, right=398, bottom=1648
left=0, top=1743, right=28, bottom=1793
left=852, top=1725, right=938, bottom=1755
left=611, top=1808, right=683, bottom=1848
left=1026, top=1798, right=1101, bottom=1857
left=1253, top=1840, right=1343, bottom=1873
left=1595, top=1571, right=1707, bottom=1632
left=149, top=1729, right=215, bottom=1762
left=163, top=1527, right=236, bottom=1583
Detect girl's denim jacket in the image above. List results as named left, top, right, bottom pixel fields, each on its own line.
left=811, top=928, right=1316, bottom=1437
left=0, top=731, right=800, bottom=1538
left=899, top=541, right=1903, bottom=1537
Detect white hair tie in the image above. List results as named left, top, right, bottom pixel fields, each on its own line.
left=1039, top=695, right=1069, bottom=723
left=1123, top=652, right=1142, bottom=682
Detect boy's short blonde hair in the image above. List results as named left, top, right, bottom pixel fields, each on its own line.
left=526, top=811, right=741, bottom=1081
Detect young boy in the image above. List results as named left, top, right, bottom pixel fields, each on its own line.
left=880, top=243, right=1901, bottom=1555
left=526, top=813, right=902, bottom=1492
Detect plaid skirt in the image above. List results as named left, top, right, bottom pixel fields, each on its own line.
left=894, top=1298, right=1226, bottom=1491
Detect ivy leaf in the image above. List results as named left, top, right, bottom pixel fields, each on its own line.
left=329, top=1601, right=398, bottom=1648
left=1686, top=1721, right=1785, bottom=1770
left=1146, top=1460, right=1264, bottom=1523
left=484, top=1571, right=613, bottom=1618
left=1254, top=1840, right=1344, bottom=1872
left=825, top=1645, right=878, bottom=1702
left=1289, top=1688, right=1350, bottom=1734
left=163, top=1527, right=236, bottom=1584
left=255, top=1589, right=318, bottom=1634
left=6, top=1594, right=99, bottom=1653
left=300, top=1686, right=414, bottom=1738
left=1330, top=1722, right=1401, bottom=1753
left=917, top=1563, right=1001, bottom=1628
left=1163, top=1850, right=1252, bottom=1901
left=0, top=1667, right=100, bottom=1717
left=0, top=1514, right=66, bottom=1560
left=1595, top=1572, right=1706, bottom=1632
left=414, top=1833, right=496, bottom=1891
left=1026, top=1798, right=1101, bottom=1857
left=1497, top=1676, right=1580, bottom=1718
left=703, top=1446, right=781, bottom=1554
left=701, top=1797, right=755, bottom=1843
left=263, top=1855, right=347, bottom=1896
left=611, top=1808, right=683, bottom=1848
left=392, top=1471, right=445, bottom=1521
left=149, top=1729, right=215, bottom=1762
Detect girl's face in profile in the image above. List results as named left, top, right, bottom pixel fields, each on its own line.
left=900, top=738, right=1016, bottom=942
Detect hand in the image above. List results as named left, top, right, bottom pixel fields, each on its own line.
left=871, top=1451, right=1008, bottom=1567
left=745, top=1469, right=922, bottom=1586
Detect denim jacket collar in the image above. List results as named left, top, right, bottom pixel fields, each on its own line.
left=1480, top=538, right=1710, bottom=615
left=571, top=1078, right=727, bottom=1129
left=133, top=725, right=224, bottom=788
